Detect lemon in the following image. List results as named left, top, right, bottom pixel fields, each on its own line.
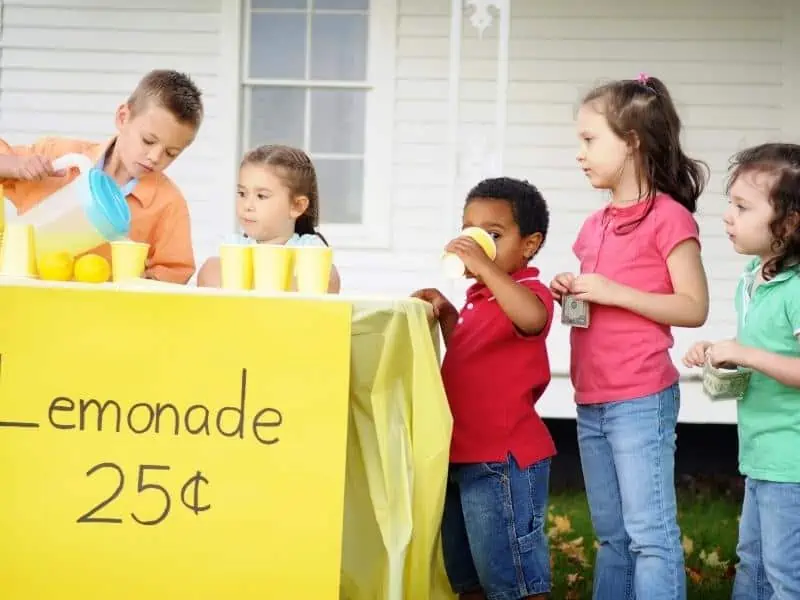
left=37, top=251, right=74, bottom=281
left=74, top=254, right=111, bottom=284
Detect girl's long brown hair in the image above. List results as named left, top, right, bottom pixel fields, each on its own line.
left=241, top=144, right=328, bottom=245
left=583, top=76, right=708, bottom=232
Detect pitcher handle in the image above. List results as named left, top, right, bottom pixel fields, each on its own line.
left=51, top=153, right=93, bottom=174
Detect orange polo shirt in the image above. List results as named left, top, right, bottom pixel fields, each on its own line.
left=0, top=136, right=195, bottom=284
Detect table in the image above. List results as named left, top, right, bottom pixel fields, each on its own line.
left=0, top=278, right=454, bottom=599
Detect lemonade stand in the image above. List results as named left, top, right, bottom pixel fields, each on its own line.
left=0, top=205, right=455, bottom=599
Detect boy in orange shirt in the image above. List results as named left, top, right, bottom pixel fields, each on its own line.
left=0, top=69, right=203, bottom=283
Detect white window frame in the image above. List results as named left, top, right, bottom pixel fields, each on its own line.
left=219, top=0, right=396, bottom=249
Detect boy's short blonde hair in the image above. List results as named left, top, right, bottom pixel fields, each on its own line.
left=127, top=69, right=204, bottom=130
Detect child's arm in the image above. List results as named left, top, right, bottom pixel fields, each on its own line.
left=0, top=137, right=67, bottom=188
left=197, top=257, right=221, bottom=288
left=708, top=288, right=800, bottom=387
left=709, top=340, right=800, bottom=389
left=411, top=288, right=459, bottom=345
left=328, top=265, right=341, bottom=294
left=480, top=267, right=549, bottom=335
left=146, top=201, right=195, bottom=284
left=446, top=238, right=549, bottom=336
left=572, top=239, right=709, bottom=328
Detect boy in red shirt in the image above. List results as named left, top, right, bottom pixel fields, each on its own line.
left=414, top=177, right=555, bottom=600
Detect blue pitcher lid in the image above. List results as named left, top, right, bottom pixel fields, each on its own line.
left=85, top=168, right=131, bottom=240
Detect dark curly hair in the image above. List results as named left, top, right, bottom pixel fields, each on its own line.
left=726, top=143, right=800, bottom=280
left=465, top=176, right=550, bottom=249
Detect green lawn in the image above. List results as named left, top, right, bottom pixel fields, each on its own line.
left=549, top=488, right=741, bottom=599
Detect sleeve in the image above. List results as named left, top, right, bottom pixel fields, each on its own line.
left=0, top=136, right=61, bottom=201
left=146, top=194, right=196, bottom=284
left=655, top=199, right=701, bottom=259
left=516, top=277, right=555, bottom=338
left=293, top=233, right=327, bottom=247
left=571, top=213, right=595, bottom=262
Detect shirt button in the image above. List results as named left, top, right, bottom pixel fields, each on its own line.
left=466, top=303, right=474, bottom=310
left=457, top=317, right=464, bottom=325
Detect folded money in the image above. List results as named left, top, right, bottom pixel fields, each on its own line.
left=561, top=295, right=590, bottom=328
left=702, top=360, right=752, bottom=400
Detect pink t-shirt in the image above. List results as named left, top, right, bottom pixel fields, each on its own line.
left=571, top=194, right=700, bottom=404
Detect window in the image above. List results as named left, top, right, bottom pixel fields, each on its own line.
left=240, top=0, right=394, bottom=245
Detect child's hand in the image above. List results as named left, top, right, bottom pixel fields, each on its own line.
left=708, top=340, right=750, bottom=369
left=572, top=273, right=621, bottom=306
left=412, top=288, right=456, bottom=319
left=682, top=341, right=711, bottom=368
left=445, top=236, right=495, bottom=278
left=13, top=155, right=66, bottom=181
left=550, top=272, right=576, bottom=302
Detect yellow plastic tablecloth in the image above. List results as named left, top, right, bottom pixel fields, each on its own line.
left=340, top=297, right=455, bottom=600
left=0, top=277, right=456, bottom=598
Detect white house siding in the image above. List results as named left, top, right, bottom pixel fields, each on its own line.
left=0, top=0, right=229, bottom=269
left=2, top=0, right=798, bottom=422
left=369, top=0, right=800, bottom=422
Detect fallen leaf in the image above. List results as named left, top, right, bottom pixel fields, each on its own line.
left=547, top=514, right=573, bottom=538
left=682, top=535, right=695, bottom=557
left=557, top=537, right=589, bottom=568
left=566, top=572, right=583, bottom=587
left=686, top=566, right=703, bottom=584
left=699, top=549, right=729, bottom=570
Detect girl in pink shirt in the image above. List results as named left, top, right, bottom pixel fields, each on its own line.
left=549, top=75, right=710, bottom=600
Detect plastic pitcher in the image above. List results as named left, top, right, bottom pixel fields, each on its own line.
left=16, top=153, right=131, bottom=259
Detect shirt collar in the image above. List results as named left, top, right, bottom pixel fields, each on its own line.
left=742, top=257, right=798, bottom=286
left=91, top=138, right=157, bottom=208
left=467, top=266, right=541, bottom=301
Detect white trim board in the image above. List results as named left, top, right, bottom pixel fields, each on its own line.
left=221, top=0, right=397, bottom=249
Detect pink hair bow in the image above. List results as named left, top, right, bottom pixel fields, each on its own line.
left=636, top=72, right=649, bottom=84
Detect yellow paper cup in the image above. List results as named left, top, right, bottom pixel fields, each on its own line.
left=220, top=244, right=254, bottom=290
left=0, top=222, right=37, bottom=278
left=111, top=240, right=149, bottom=282
left=442, top=226, right=497, bottom=278
left=253, top=244, right=294, bottom=292
left=294, top=246, right=333, bottom=294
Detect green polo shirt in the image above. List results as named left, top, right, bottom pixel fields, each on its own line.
left=735, top=259, right=800, bottom=483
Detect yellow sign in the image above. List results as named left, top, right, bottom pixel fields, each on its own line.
left=0, top=284, right=352, bottom=599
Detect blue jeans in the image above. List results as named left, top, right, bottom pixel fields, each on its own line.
left=733, top=478, right=800, bottom=600
left=577, top=384, right=685, bottom=600
left=441, top=456, right=551, bottom=600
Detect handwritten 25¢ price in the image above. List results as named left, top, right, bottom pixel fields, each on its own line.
left=77, top=462, right=211, bottom=526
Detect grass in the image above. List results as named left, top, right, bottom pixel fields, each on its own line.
left=549, top=487, right=741, bottom=599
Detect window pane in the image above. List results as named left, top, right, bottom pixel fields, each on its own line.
left=310, top=14, right=367, bottom=80
left=252, top=0, right=308, bottom=8
left=249, top=13, right=306, bottom=79
left=315, top=158, right=363, bottom=224
left=310, top=90, right=365, bottom=154
left=248, top=87, right=306, bottom=148
left=314, top=0, right=368, bottom=9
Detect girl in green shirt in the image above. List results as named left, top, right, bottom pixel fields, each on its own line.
left=684, top=143, right=800, bottom=600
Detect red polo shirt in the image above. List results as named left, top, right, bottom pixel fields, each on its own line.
left=441, top=267, right=556, bottom=468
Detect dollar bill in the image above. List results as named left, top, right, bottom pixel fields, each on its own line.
left=561, top=295, right=590, bottom=328
left=702, top=362, right=752, bottom=400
